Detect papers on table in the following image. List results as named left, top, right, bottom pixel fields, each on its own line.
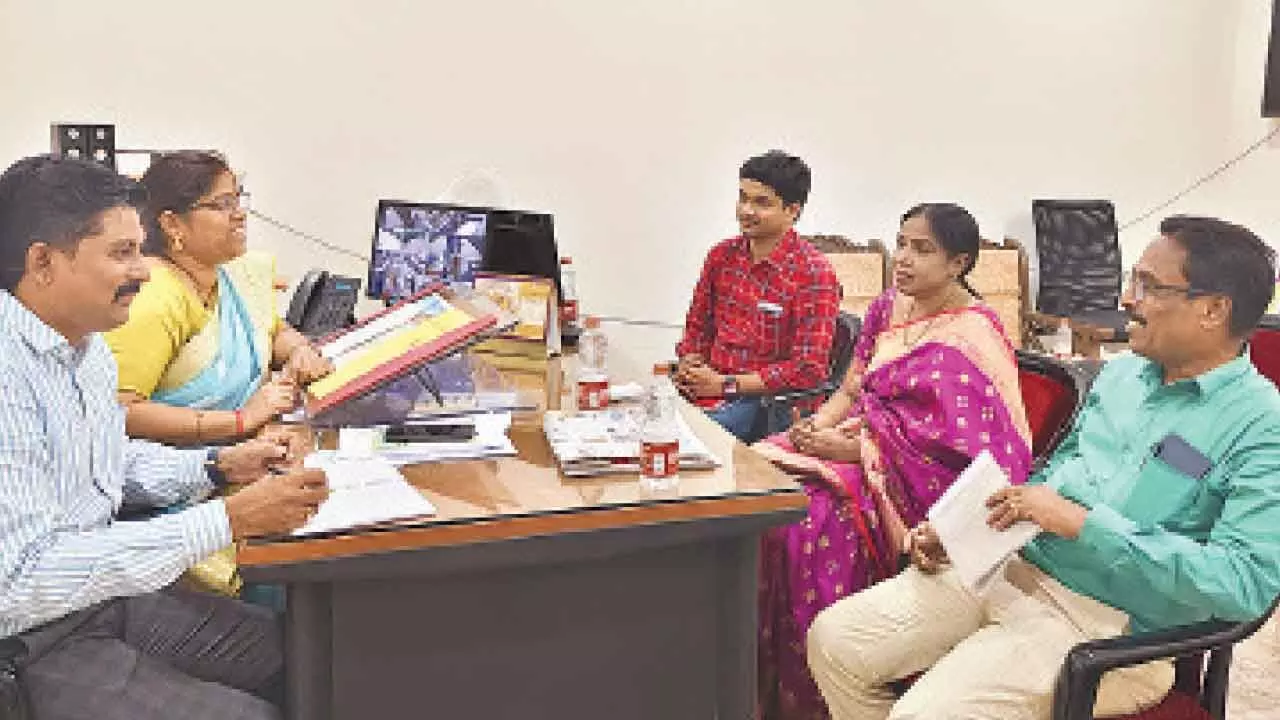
left=374, top=412, right=517, bottom=466
left=542, top=408, right=721, bottom=477
left=293, top=454, right=437, bottom=537
left=607, top=382, right=645, bottom=403
left=926, top=450, right=1041, bottom=592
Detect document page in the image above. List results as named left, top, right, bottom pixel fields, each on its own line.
left=293, top=454, right=437, bottom=537
left=926, top=450, right=1040, bottom=592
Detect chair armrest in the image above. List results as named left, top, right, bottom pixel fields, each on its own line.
left=1052, top=619, right=1235, bottom=720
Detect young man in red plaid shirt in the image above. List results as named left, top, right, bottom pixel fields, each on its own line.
left=674, top=151, right=841, bottom=443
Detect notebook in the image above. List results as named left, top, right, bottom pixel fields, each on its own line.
left=292, top=454, right=437, bottom=537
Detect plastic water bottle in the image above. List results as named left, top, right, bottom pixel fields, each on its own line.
left=1050, top=318, right=1073, bottom=358
left=559, top=256, right=579, bottom=325
left=639, top=364, right=680, bottom=490
left=576, top=316, right=609, bottom=410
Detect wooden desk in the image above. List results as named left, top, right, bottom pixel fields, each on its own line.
left=240, top=351, right=806, bottom=720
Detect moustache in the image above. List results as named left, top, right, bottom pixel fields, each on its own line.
left=114, top=281, right=143, bottom=300
left=1127, top=310, right=1148, bottom=327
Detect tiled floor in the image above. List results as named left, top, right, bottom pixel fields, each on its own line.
left=1227, top=615, right=1279, bottom=718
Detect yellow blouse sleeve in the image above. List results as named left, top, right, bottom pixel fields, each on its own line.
left=104, top=268, right=203, bottom=398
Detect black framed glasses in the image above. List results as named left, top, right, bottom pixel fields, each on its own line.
left=1127, top=271, right=1209, bottom=302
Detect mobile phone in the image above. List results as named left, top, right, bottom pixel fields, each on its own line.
left=1152, top=434, right=1212, bottom=480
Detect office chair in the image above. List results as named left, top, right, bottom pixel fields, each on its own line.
left=760, top=311, right=862, bottom=436
left=1015, top=351, right=1086, bottom=461
left=1052, top=319, right=1280, bottom=720
left=1031, top=200, right=1128, bottom=341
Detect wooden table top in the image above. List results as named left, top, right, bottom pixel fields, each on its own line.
left=239, top=340, right=805, bottom=567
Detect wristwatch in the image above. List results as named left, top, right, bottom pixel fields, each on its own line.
left=722, top=375, right=739, bottom=398
left=205, top=447, right=228, bottom=488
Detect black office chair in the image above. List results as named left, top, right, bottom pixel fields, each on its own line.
left=1053, top=594, right=1280, bottom=720
left=760, top=311, right=862, bottom=436
left=1031, top=200, right=1129, bottom=341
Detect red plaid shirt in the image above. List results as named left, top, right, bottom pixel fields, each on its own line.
left=676, top=230, right=841, bottom=397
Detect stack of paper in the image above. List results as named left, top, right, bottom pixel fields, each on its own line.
left=293, top=454, right=437, bottom=537
left=374, top=412, right=517, bottom=466
left=542, top=408, right=721, bottom=477
left=927, top=450, right=1041, bottom=591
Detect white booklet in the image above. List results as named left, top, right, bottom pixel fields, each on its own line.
left=926, top=450, right=1040, bottom=592
left=293, top=454, right=437, bottom=536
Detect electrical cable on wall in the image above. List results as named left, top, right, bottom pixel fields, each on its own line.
left=1117, top=122, right=1280, bottom=232
left=244, top=122, right=1280, bottom=328
left=245, top=207, right=370, bottom=263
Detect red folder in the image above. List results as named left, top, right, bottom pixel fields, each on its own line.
left=303, top=284, right=502, bottom=416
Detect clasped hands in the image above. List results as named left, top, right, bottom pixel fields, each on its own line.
left=674, top=354, right=723, bottom=398
left=905, top=485, right=1088, bottom=573
left=788, top=411, right=862, bottom=463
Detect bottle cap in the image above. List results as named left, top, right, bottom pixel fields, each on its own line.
left=560, top=256, right=573, bottom=265
left=584, top=315, right=601, bottom=329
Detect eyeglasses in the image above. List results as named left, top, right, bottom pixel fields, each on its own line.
left=1127, top=271, right=1208, bottom=303
left=189, top=193, right=247, bottom=213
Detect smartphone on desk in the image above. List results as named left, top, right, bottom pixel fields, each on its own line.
left=383, top=422, right=476, bottom=444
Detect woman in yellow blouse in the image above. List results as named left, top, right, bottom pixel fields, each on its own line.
left=106, top=151, right=333, bottom=599
left=105, top=151, right=332, bottom=445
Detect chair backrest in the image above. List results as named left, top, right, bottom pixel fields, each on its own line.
left=1031, top=200, right=1122, bottom=317
left=1016, top=351, right=1085, bottom=461
left=805, top=235, right=888, bottom=319
left=1249, top=315, right=1280, bottom=388
left=828, top=311, right=862, bottom=387
left=969, top=237, right=1030, bottom=348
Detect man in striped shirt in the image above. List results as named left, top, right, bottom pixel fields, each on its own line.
left=0, top=155, right=328, bottom=720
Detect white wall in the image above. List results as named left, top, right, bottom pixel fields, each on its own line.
left=0, top=0, right=1241, bottom=356
left=1198, top=0, right=1280, bottom=246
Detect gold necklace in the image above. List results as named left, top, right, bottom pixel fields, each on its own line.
left=900, top=285, right=963, bottom=347
left=167, top=259, right=216, bottom=307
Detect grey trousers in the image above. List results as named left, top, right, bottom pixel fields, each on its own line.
left=16, top=588, right=282, bottom=720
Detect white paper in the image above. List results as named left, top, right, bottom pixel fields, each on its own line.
left=541, top=409, right=721, bottom=476
left=375, top=412, right=516, bottom=465
left=926, top=450, right=1040, bottom=592
left=293, top=454, right=437, bottom=536
left=608, top=382, right=646, bottom=403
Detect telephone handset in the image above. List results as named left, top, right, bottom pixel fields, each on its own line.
left=285, top=270, right=361, bottom=339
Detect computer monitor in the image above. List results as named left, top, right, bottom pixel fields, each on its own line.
left=480, top=208, right=562, bottom=301
left=368, top=200, right=562, bottom=303
left=368, top=201, right=489, bottom=302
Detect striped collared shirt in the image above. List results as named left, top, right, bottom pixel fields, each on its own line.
left=0, top=291, right=231, bottom=638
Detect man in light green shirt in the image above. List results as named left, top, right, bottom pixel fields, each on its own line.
left=805, top=215, right=1280, bottom=720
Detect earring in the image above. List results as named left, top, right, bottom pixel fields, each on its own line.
left=173, top=236, right=184, bottom=252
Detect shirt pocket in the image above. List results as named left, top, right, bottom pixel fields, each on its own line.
left=1121, top=455, right=1208, bottom=529
left=753, top=292, right=792, bottom=354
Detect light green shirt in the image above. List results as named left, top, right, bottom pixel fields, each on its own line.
left=1022, top=351, right=1280, bottom=634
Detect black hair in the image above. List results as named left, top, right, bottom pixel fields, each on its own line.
left=901, top=203, right=982, bottom=297
left=138, top=151, right=233, bottom=256
left=739, top=150, right=811, bottom=209
left=0, top=154, right=143, bottom=292
left=1159, top=215, right=1275, bottom=338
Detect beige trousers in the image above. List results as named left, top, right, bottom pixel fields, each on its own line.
left=806, top=559, right=1174, bottom=720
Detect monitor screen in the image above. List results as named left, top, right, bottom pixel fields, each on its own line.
left=480, top=209, right=562, bottom=301
left=368, top=200, right=562, bottom=302
left=368, top=201, right=488, bottom=302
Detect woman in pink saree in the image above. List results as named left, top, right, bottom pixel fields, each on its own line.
left=753, top=204, right=1033, bottom=720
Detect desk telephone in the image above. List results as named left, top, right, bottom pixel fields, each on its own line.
left=285, top=270, right=361, bottom=339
